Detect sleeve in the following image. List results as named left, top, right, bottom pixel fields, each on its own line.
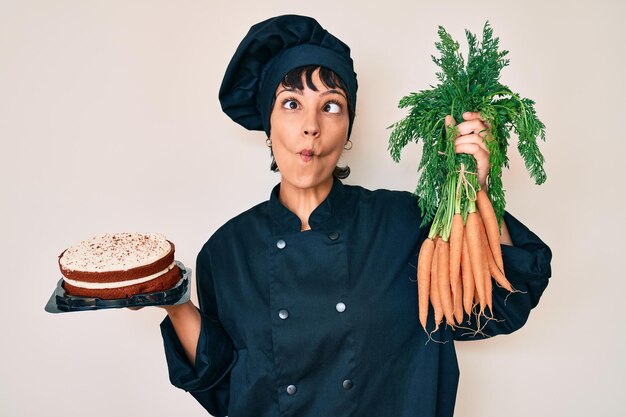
left=453, top=210, right=553, bottom=341
left=160, top=245, right=237, bottom=416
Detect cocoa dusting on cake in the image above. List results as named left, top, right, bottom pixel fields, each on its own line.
left=59, top=232, right=171, bottom=272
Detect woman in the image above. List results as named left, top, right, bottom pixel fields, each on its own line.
left=158, top=15, right=551, bottom=417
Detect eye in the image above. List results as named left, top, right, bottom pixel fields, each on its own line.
left=281, top=98, right=299, bottom=110
left=323, top=101, right=342, bottom=114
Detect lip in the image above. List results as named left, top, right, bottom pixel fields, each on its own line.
left=298, top=148, right=315, bottom=162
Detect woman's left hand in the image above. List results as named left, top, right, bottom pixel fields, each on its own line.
left=445, top=112, right=491, bottom=191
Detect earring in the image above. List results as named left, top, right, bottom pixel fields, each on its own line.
left=344, top=140, right=353, bottom=150
left=266, top=138, right=272, bottom=147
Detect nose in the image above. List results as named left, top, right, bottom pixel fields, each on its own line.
left=302, top=111, right=320, bottom=138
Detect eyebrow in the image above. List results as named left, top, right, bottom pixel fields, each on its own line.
left=322, top=89, right=347, bottom=99
left=276, top=88, right=347, bottom=99
left=275, top=88, right=300, bottom=97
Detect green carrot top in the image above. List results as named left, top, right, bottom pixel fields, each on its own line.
left=388, top=21, right=547, bottom=234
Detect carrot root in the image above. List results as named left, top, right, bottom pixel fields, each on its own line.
left=449, top=213, right=464, bottom=323
left=466, top=212, right=486, bottom=316
left=461, top=233, right=475, bottom=317
left=417, top=238, right=435, bottom=334
left=476, top=189, right=505, bottom=273
left=437, top=240, right=455, bottom=328
left=430, top=237, right=443, bottom=332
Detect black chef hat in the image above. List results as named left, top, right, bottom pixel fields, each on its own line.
left=219, top=14, right=358, bottom=138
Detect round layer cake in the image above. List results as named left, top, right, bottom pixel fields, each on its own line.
left=58, top=232, right=181, bottom=299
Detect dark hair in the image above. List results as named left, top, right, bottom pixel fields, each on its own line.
left=268, top=65, right=353, bottom=179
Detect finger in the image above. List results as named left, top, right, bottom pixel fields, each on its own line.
left=463, top=111, right=492, bottom=131
left=456, top=119, right=488, bottom=137
left=445, top=115, right=456, bottom=128
left=455, top=142, right=489, bottom=157
left=462, top=111, right=483, bottom=121
left=455, top=134, right=489, bottom=153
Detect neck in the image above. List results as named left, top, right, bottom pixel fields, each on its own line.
left=278, top=177, right=334, bottom=231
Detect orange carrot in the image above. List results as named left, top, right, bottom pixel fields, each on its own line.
left=449, top=214, right=464, bottom=316
left=417, top=238, right=435, bottom=333
left=465, top=211, right=486, bottom=315
left=453, top=264, right=464, bottom=325
left=461, top=233, right=475, bottom=316
left=476, top=189, right=504, bottom=274
left=477, top=215, right=493, bottom=316
left=481, top=230, right=514, bottom=292
left=437, top=239, right=455, bottom=326
left=430, top=237, right=443, bottom=331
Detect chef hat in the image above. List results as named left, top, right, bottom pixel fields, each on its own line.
left=218, top=14, right=358, bottom=138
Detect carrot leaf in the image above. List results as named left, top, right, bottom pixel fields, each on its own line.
left=388, top=21, right=547, bottom=232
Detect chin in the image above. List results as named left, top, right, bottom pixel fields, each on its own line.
left=284, top=172, right=332, bottom=190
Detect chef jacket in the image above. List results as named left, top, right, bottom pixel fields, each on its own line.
left=160, top=177, right=552, bottom=417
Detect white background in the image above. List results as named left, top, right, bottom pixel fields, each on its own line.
left=1, top=0, right=624, bottom=416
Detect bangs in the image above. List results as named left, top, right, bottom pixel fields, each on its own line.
left=280, top=65, right=347, bottom=95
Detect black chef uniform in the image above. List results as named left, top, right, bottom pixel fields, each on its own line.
left=160, top=178, right=551, bottom=417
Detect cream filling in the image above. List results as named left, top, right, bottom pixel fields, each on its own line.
left=62, top=262, right=176, bottom=289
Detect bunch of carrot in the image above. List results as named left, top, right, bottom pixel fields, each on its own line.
left=417, top=169, right=518, bottom=341
left=388, top=22, right=546, bottom=341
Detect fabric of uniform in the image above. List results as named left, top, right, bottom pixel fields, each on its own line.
left=160, top=177, right=552, bottom=417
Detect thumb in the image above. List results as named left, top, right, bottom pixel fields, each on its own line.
left=445, top=115, right=456, bottom=127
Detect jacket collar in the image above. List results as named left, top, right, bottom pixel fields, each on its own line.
left=268, top=177, right=349, bottom=234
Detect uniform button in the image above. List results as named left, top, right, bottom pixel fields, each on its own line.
left=278, top=309, right=289, bottom=319
left=336, top=302, right=346, bottom=313
left=342, top=379, right=353, bottom=390
left=287, top=384, right=297, bottom=395
left=276, top=239, right=286, bottom=249
left=328, top=231, right=339, bottom=241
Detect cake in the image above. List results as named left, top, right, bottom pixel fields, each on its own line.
left=58, top=232, right=182, bottom=299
